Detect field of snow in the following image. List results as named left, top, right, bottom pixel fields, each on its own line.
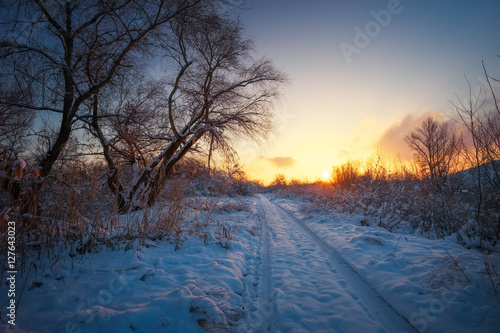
left=270, top=195, right=500, bottom=332
left=1, top=193, right=499, bottom=332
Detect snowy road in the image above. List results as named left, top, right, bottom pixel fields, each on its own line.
left=253, top=194, right=416, bottom=333
left=5, top=194, right=500, bottom=332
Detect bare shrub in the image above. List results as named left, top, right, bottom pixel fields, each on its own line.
left=135, top=201, right=185, bottom=241
left=426, top=250, right=471, bottom=289
left=332, top=159, right=362, bottom=187
left=269, top=174, right=287, bottom=188
left=278, top=149, right=497, bottom=246
left=405, top=116, right=463, bottom=191
left=483, top=255, right=500, bottom=296
left=452, top=62, right=500, bottom=244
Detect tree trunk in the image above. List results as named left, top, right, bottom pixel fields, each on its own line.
left=146, top=132, right=204, bottom=208
left=207, top=132, right=214, bottom=175
left=38, top=120, right=72, bottom=178
left=107, top=167, right=128, bottom=213
left=89, top=94, right=128, bottom=213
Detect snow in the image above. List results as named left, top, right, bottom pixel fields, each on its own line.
left=270, top=194, right=500, bottom=332
left=1, top=194, right=499, bottom=332
left=11, top=159, right=26, bottom=170
left=252, top=195, right=413, bottom=332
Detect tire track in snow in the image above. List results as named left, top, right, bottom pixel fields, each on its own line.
left=255, top=194, right=416, bottom=332
left=254, top=194, right=278, bottom=332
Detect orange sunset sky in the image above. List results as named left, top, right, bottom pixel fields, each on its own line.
left=231, top=0, right=500, bottom=184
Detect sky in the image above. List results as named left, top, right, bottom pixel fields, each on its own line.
left=234, top=0, right=500, bottom=184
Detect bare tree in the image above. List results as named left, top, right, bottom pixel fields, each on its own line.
left=452, top=62, right=500, bottom=240
left=82, top=74, right=169, bottom=212
left=0, top=0, right=220, bottom=212
left=0, top=102, right=33, bottom=152
left=404, top=116, right=463, bottom=190
left=85, top=14, right=286, bottom=211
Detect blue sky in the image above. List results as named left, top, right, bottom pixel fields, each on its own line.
left=236, top=0, right=500, bottom=183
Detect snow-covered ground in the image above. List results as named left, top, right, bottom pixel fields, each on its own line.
left=1, top=193, right=499, bottom=332
left=270, top=194, right=500, bottom=333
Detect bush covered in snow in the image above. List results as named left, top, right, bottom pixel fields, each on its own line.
left=274, top=159, right=500, bottom=249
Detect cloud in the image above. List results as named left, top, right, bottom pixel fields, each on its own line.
left=265, top=156, right=296, bottom=169
left=376, top=111, right=443, bottom=159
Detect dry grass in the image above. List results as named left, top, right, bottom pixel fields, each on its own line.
left=0, top=163, right=191, bottom=275
left=483, top=255, right=500, bottom=297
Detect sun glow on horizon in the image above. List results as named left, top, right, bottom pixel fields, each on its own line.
left=234, top=0, right=500, bottom=187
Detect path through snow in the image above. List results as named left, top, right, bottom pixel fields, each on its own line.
left=3, top=194, right=498, bottom=332
left=252, top=194, right=416, bottom=332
